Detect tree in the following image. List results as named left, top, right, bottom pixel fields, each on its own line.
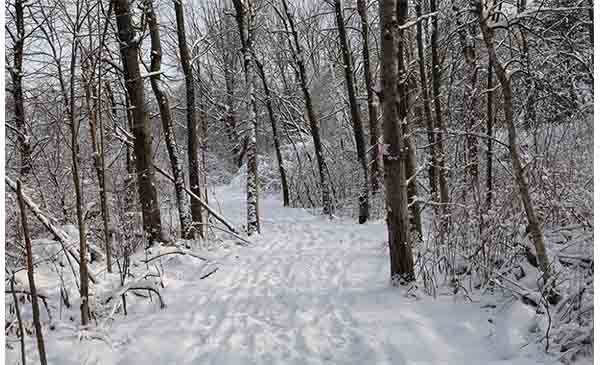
left=174, top=0, right=204, bottom=238
left=380, top=0, right=415, bottom=284
left=333, top=0, right=370, bottom=223
left=145, top=0, right=194, bottom=240
left=232, top=0, right=261, bottom=235
left=113, top=0, right=164, bottom=245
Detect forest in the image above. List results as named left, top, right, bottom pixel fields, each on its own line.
left=4, top=0, right=594, bottom=363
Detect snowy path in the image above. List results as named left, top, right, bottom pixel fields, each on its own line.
left=13, top=186, right=555, bottom=364
left=106, top=187, right=552, bottom=365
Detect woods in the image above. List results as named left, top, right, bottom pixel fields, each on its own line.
left=4, top=0, right=593, bottom=363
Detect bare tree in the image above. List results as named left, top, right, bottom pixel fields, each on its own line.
left=380, top=0, right=415, bottom=284
left=333, top=0, right=370, bottom=223
left=145, top=0, right=194, bottom=240
left=113, top=0, right=164, bottom=245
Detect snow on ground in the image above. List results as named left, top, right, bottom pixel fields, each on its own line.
left=7, top=184, right=559, bottom=364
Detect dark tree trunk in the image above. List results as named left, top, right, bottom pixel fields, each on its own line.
left=334, top=0, right=370, bottom=223
left=281, top=0, right=332, bottom=215
left=356, top=0, right=381, bottom=195
left=146, top=0, right=194, bottom=240
left=380, top=0, right=415, bottom=284
left=174, top=0, right=203, bottom=238
left=430, top=0, right=450, bottom=218
left=113, top=0, right=164, bottom=245
left=12, top=0, right=31, bottom=175
left=486, top=59, right=494, bottom=210
left=16, top=181, right=48, bottom=365
left=416, top=2, right=438, bottom=205
left=255, top=57, right=290, bottom=206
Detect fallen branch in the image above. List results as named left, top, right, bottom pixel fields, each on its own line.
left=5, top=177, right=96, bottom=284
left=142, top=249, right=208, bottom=264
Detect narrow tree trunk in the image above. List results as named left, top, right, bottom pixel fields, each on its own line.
left=397, top=0, right=422, bottom=239
left=380, top=0, right=415, bottom=284
left=281, top=0, right=332, bottom=215
left=113, top=0, right=164, bottom=245
left=415, top=2, right=438, bottom=205
left=255, top=57, right=290, bottom=206
left=10, top=273, right=26, bottom=365
left=232, top=0, right=261, bottom=235
left=430, top=0, right=450, bottom=216
left=174, top=0, right=203, bottom=238
left=457, top=9, right=479, bottom=185
left=478, top=3, right=552, bottom=287
left=486, top=59, right=494, bottom=210
left=12, top=0, right=32, bottom=175
left=145, top=0, right=194, bottom=240
left=334, top=0, right=370, bottom=223
left=16, top=181, right=48, bottom=365
left=356, top=0, right=380, bottom=195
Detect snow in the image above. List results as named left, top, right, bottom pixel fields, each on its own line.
left=7, top=183, right=558, bottom=364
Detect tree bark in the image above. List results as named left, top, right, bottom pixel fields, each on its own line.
left=232, top=0, right=261, bottom=235
left=486, top=59, right=494, bottom=210
left=478, top=3, right=552, bottom=286
left=11, top=0, right=32, bottom=175
left=174, top=0, right=203, bottom=238
left=255, top=57, right=290, bottom=206
left=380, top=0, right=415, bottom=284
left=356, top=0, right=380, bottom=195
left=17, top=181, right=48, bottom=365
left=281, top=0, right=332, bottom=215
left=416, top=2, right=438, bottom=205
left=430, top=0, right=450, bottom=218
left=145, top=0, right=194, bottom=240
left=334, top=0, right=370, bottom=223
left=113, top=0, right=164, bottom=245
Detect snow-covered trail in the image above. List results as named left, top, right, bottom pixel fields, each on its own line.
left=106, top=186, right=551, bottom=365
left=13, top=185, right=554, bottom=364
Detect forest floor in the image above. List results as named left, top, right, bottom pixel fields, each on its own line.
left=7, top=183, right=561, bottom=365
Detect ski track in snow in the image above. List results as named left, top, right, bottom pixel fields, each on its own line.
left=13, top=185, right=556, bottom=364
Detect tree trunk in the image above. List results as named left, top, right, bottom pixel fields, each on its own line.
left=380, top=0, right=415, bottom=284
left=145, top=0, right=194, bottom=240
left=486, top=59, right=494, bottom=210
left=478, top=3, right=552, bottom=287
left=255, top=57, right=290, bottom=206
left=174, top=0, right=203, bottom=238
left=12, top=0, right=32, bottom=175
left=356, top=0, right=380, bottom=195
left=16, top=181, right=48, bottom=365
left=416, top=2, right=438, bottom=205
left=397, top=0, right=422, bottom=239
left=430, top=0, right=450, bottom=218
left=281, top=0, right=332, bottom=215
left=232, top=0, right=261, bottom=235
left=113, top=0, right=164, bottom=245
left=334, top=0, right=370, bottom=223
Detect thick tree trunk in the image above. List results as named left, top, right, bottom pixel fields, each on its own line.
left=281, top=0, right=332, bottom=215
left=174, top=0, right=203, bottom=238
left=356, top=0, right=380, bottom=195
left=255, top=57, right=290, bottom=206
left=380, top=0, right=415, bottom=284
left=145, top=0, right=194, bottom=240
left=12, top=0, right=31, bottom=175
left=334, top=0, right=370, bottom=223
left=416, top=2, right=438, bottom=205
left=232, top=0, right=261, bottom=235
left=478, top=3, right=552, bottom=287
left=16, top=181, right=48, bottom=365
left=113, top=0, right=164, bottom=245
